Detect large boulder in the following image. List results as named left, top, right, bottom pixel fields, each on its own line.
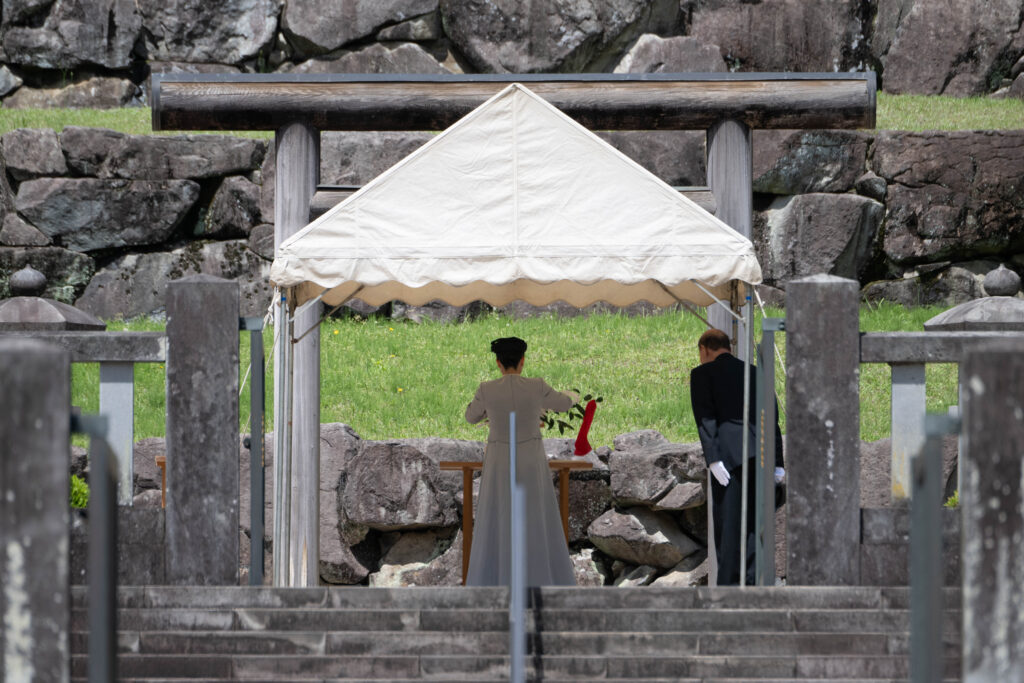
left=286, top=42, right=450, bottom=75
left=0, top=246, right=94, bottom=302
left=598, top=131, right=707, bottom=186
left=682, top=0, right=868, bottom=72
left=873, top=0, right=1024, bottom=95
left=60, top=128, right=266, bottom=180
left=566, top=475, right=613, bottom=544
left=753, top=130, right=871, bottom=196
left=874, top=131, right=1024, bottom=266
left=282, top=0, right=438, bottom=56
left=756, top=193, right=884, bottom=286
left=613, top=33, right=727, bottom=73
left=439, top=0, right=674, bottom=73
left=0, top=66, right=22, bottom=97
left=609, top=441, right=705, bottom=507
left=340, top=440, right=459, bottom=530
left=320, top=131, right=433, bottom=186
left=135, top=0, right=279, bottom=64
left=0, top=214, right=50, bottom=247
left=861, top=265, right=987, bottom=308
left=0, top=0, right=142, bottom=69
left=1, top=77, right=139, bottom=108
left=15, top=178, right=200, bottom=252
left=199, top=176, right=263, bottom=239
left=587, top=506, right=701, bottom=569
left=1, top=128, right=68, bottom=180
left=75, top=240, right=272, bottom=318
left=368, top=528, right=460, bottom=587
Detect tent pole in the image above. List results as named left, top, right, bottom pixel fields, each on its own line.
left=739, top=292, right=753, bottom=587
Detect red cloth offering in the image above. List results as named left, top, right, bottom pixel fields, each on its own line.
left=574, top=399, right=597, bottom=455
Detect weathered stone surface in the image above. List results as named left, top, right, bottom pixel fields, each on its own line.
left=320, top=131, right=432, bottom=185
left=440, top=0, right=665, bottom=73
left=0, top=65, right=22, bottom=97
left=132, top=436, right=166, bottom=494
left=135, top=0, right=278, bottom=64
left=75, top=239, right=272, bottom=318
left=924, top=294, right=1024, bottom=332
left=609, top=441, right=705, bottom=506
left=496, top=299, right=665, bottom=319
left=614, top=564, right=658, bottom=587
left=282, top=0, right=437, bottom=55
left=874, top=131, right=1024, bottom=265
left=683, top=0, right=868, bottom=72
left=564, top=477, right=613, bottom=544
left=287, top=42, right=450, bottom=74
left=753, top=130, right=870, bottom=195
left=133, top=489, right=162, bottom=507
left=613, top=33, right=726, bottom=73
left=165, top=275, right=239, bottom=585
left=598, top=131, right=706, bottom=186
left=859, top=436, right=959, bottom=510
left=16, top=178, right=200, bottom=252
left=0, top=338, right=70, bottom=683
left=649, top=552, right=708, bottom=587
left=571, top=547, right=609, bottom=586
left=650, top=481, right=705, bottom=511
left=200, top=176, right=262, bottom=238
left=1, top=214, right=50, bottom=246
left=1, top=77, right=139, bottom=108
left=61, top=127, right=266, bottom=180
left=369, top=528, right=460, bottom=586
left=377, top=10, right=442, bottom=41
left=874, top=0, right=1024, bottom=95
left=757, top=193, right=883, bottom=286
left=855, top=171, right=887, bottom=202
left=391, top=300, right=491, bottom=323
left=0, top=246, right=94, bottom=303
left=587, top=506, right=701, bottom=569
left=612, top=429, right=668, bottom=452
left=341, top=440, right=459, bottom=530
left=862, top=266, right=986, bottom=307
left=983, top=264, right=1021, bottom=296
left=248, top=223, right=275, bottom=260
left=1, top=128, right=66, bottom=180
left=786, top=275, right=861, bottom=586
left=0, top=0, right=142, bottom=69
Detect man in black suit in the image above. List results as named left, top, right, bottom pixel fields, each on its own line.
left=690, top=328, right=784, bottom=586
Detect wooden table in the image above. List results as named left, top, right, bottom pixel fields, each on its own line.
left=438, top=459, right=593, bottom=585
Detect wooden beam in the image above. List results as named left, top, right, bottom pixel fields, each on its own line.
left=152, top=73, right=876, bottom=132
left=309, top=185, right=717, bottom=220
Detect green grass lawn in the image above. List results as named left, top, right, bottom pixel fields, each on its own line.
left=2, top=93, right=1022, bottom=136
left=70, top=302, right=959, bottom=449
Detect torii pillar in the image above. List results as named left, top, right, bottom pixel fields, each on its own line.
left=152, top=72, right=876, bottom=586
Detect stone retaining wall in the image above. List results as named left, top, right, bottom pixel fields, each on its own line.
left=1, top=1, right=1022, bottom=107
left=3, top=127, right=1021, bottom=318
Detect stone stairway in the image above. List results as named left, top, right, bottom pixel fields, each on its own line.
left=70, top=585, right=962, bottom=682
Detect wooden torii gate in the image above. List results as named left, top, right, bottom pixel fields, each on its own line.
left=152, top=72, right=876, bottom=587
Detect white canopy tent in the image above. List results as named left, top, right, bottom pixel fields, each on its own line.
left=268, top=83, right=764, bottom=587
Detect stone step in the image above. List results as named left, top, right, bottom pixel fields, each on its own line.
left=70, top=606, right=961, bottom=635
left=70, top=629, right=961, bottom=658
left=69, top=585, right=963, bottom=611
left=69, top=653, right=962, bottom=680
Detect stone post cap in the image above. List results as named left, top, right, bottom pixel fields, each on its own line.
left=982, top=264, right=1021, bottom=297
left=9, top=264, right=46, bottom=297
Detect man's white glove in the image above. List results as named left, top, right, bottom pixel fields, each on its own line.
left=774, top=467, right=785, bottom=484
left=709, top=461, right=731, bottom=487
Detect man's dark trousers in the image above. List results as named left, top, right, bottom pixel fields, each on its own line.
left=711, top=460, right=757, bottom=586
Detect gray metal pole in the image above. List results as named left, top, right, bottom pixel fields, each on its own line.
left=508, top=411, right=526, bottom=683
left=739, top=296, right=753, bottom=587
left=243, top=317, right=266, bottom=586
left=910, top=413, right=951, bottom=683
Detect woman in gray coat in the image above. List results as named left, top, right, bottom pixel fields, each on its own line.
left=465, top=337, right=577, bottom=586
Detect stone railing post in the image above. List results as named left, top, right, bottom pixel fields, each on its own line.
left=785, top=274, right=861, bottom=585
left=961, top=340, right=1024, bottom=682
left=165, top=275, right=240, bottom=585
left=0, top=338, right=70, bottom=682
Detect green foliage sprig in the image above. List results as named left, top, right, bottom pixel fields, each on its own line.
left=70, top=474, right=89, bottom=509
left=541, top=389, right=603, bottom=436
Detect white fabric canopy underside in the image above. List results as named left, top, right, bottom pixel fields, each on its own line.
left=271, top=83, right=762, bottom=308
